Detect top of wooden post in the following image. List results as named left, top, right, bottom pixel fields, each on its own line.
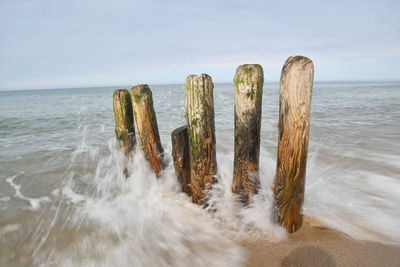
left=185, top=74, right=214, bottom=98
left=280, top=56, right=313, bottom=83
left=131, top=84, right=153, bottom=104
left=234, top=64, right=264, bottom=123
left=234, top=64, right=263, bottom=87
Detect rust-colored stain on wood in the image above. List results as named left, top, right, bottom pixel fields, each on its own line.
left=273, top=56, right=314, bottom=233
left=131, top=84, right=164, bottom=176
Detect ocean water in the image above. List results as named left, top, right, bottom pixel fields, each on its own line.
left=0, top=82, right=399, bottom=266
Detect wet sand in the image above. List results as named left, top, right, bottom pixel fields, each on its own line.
left=244, top=219, right=400, bottom=267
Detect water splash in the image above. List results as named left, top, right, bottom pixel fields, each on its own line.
left=26, top=142, right=251, bottom=266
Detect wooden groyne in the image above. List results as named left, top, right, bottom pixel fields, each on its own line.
left=273, top=56, right=314, bottom=233
left=113, top=89, right=136, bottom=155
left=171, top=126, right=191, bottom=196
left=232, top=64, right=264, bottom=204
left=112, top=55, right=314, bottom=233
left=185, top=74, right=217, bottom=205
left=131, top=84, right=164, bottom=176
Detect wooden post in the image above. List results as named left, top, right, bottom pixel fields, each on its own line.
left=171, top=126, right=191, bottom=196
left=273, top=56, right=314, bottom=233
left=232, top=64, right=263, bottom=203
left=185, top=74, right=217, bottom=205
left=130, top=84, right=164, bottom=176
left=113, top=89, right=135, bottom=155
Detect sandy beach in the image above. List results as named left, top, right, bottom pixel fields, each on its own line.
left=244, top=219, right=400, bottom=267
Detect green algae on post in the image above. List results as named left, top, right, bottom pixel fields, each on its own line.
left=232, top=64, right=264, bottom=204
left=273, top=56, right=314, bottom=233
left=113, top=89, right=136, bottom=155
left=185, top=74, right=217, bottom=205
left=130, top=84, right=164, bottom=177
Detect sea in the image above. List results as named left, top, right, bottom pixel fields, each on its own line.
left=0, top=82, right=399, bottom=266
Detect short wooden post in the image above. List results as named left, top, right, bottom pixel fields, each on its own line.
left=273, top=56, right=314, bottom=233
left=171, top=126, right=191, bottom=196
left=185, top=74, right=217, bottom=205
left=130, top=84, right=164, bottom=176
left=113, top=89, right=135, bottom=155
left=232, top=64, right=263, bottom=203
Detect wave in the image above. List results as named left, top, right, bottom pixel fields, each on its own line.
left=10, top=131, right=396, bottom=266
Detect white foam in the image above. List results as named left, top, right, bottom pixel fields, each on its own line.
left=0, top=224, right=19, bottom=236
left=0, top=196, right=10, bottom=202
left=6, top=174, right=50, bottom=210
left=205, top=151, right=287, bottom=242
left=39, top=148, right=247, bottom=267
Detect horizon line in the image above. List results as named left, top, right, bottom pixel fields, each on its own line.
left=1, top=79, right=400, bottom=92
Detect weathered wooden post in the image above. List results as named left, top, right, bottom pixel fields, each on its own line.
left=273, top=56, right=314, bottom=233
left=171, top=126, right=191, bottom=196
left=130, top=84, right=164, bottom=176
left=232, top=64, right=264, bottom=203
left=185, top=74, right=217, bottom=205
left=113, top=89, right=136, bottom=155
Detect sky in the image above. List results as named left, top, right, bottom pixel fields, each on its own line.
left=0, top=0, right=399, bottom=90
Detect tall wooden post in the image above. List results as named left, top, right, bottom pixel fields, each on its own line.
left=171, top=126, right=191, bottom=196
left=185, top=74, right=217, bottom=205
left=113, top=89, right=135, bottom=155
left=232, top=64, right=263, bottom=203
left=130, top=84, right=164, bottom=176
left=273, top=56, right=314, bottom=233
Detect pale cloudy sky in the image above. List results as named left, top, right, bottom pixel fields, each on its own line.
left=0, top=0, right=399, bottom=90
